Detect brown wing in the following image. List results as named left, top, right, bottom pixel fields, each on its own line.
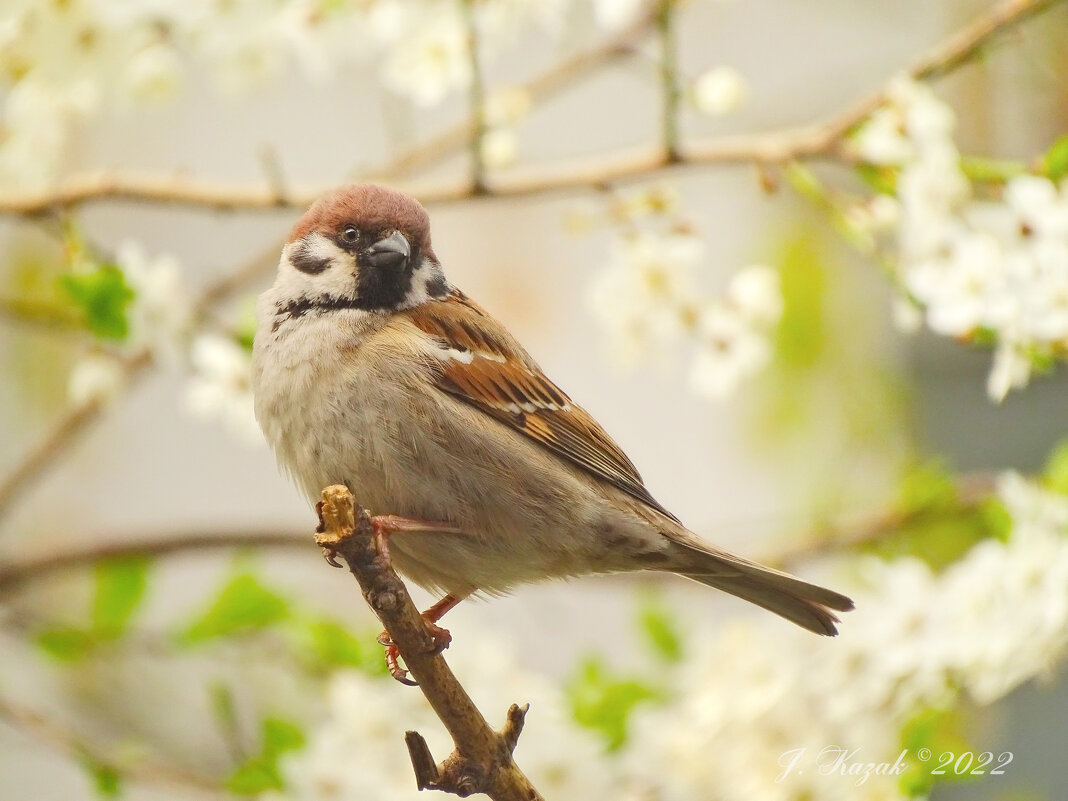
left=404, top=291, right=678, bottom=522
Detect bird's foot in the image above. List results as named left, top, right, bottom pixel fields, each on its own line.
left=377, top=595, right=460, bottom=685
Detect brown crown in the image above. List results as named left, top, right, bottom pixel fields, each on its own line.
left=288, top=184, right=433, bottom=255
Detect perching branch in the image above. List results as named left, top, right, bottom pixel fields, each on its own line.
left=314, top=486, right=545, bottom=801
left=0, top=0, right=1057, bottom=216
left=0, top=472, right=998, bottom=595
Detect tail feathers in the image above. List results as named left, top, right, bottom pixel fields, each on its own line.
left=668, top=542, right=855, bottom=636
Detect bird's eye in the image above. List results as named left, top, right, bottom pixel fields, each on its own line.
left=340, top=225, right=360, bottom=245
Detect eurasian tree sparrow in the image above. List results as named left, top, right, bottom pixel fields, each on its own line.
left=252, top=184, right=852, bottom=669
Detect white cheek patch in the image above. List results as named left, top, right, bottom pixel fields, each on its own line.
left=281, top=234, right=358, bottom=300
left=398, top=256, right=450, bottom=310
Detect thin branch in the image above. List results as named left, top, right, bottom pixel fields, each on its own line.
left=463, top=0, right=488, bottom=193
left=314, top=486, right=544, bottom=801
left=656, top=0, right=681, bottom=162
left=364, top=3, right=656, bottom=182
left=766, top=472, right=998, bottom=570
left=0, top=472, right=1000, bottom=595
left=0, top=297, right=82, bottom=333
left=0, top=529, right=302, bottom=597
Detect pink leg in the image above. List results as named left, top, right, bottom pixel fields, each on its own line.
left=366, top=514, right=465, bottom=684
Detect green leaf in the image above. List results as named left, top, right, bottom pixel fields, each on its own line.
left=859, top=462, right=1005, bottom=571
left=898, top=461, right=956, bottom=514
left=856, top=163, right=898, bottom=195
left=565, top=656, right=663, bottom=751
left=772, top=235, right=826, bottom=371
left=227, top=757, right=282, bottom=795
left=85, top=759, right=122, bottom=798
left=1043, top=134, right=1068, bottom=182
left=92, top=558, right=149, bottom=640
left=636, top=595, right=683, bottom=663
left=36, top=626, right=94, bottom=662
left=226, top=718, right=305, bottom=795
left=302, top=618, right=386, bottom=674
left=1043, top=438, right=1068, bottom=495
left=182, top=572, right=290, bottom=644
left=262, top=717, right=305, bottom=756
left=57, top=264, right=135, bottom=341
left=898, top=707, right=976, bottom=796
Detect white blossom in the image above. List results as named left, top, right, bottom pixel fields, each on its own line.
left=590, top=0, right=645, bottom=30
left=185, top=334, right=261, bottom=445
left=68, top=353, right=126, bottom=406
left=380, top=6, right=471, bottom=107
left=725, top=264, right=782, bottom=325
left=691, top=66, right=748, bottom=117
left=116, top=241, right=191, bottom=360
left=588, top=228, right=704, bottom=366
left=480, top=128, right=518, bottom=169
left=689, top=306, right=770, bottom=400
left=620, top=473, right=1068, bottom=801
left=120, top=43, right=183, bottom=103
left=855, top=79, right=1068, bottom=399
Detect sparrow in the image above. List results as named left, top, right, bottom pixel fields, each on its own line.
left=252, top=184, right=853, bottom=677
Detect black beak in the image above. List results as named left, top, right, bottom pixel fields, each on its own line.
left=365, top=230, right=410, bottom=271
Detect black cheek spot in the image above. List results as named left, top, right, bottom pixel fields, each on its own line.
left=424, top=271, right=449, bottom=299
left=290, top=243, right=331, bottom=275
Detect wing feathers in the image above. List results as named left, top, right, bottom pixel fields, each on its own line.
left=405, top=292, right=677, bottom=521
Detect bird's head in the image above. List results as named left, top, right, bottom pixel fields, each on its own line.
left=273, top=184, right=449, bottom=318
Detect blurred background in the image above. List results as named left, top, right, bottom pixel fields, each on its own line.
left=1, top=1, right=1067, bottom=799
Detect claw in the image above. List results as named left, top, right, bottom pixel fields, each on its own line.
left=383, top=641, right=418, bottom=686
left=321, top=547, right=343, bottom=568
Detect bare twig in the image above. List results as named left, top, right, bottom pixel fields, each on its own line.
left=766, top=472, right=999, bottom=570
left=0, top=529, right=302, bottom=597
left=315, top=486, right=544, bottom=801
left=0, top=297, right=82, bottom=333
left=0, top=471, right=1000, bottom=595
left=656, top=0, right=681, bottom=162
left=462, top=0, right=488, bottom=193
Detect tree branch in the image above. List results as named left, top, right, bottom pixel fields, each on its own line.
left=0, top=0, right=1056, bottom=216
left=314, top=486, right=544, bottom=801
left=0, top=529, right=302, bottom=597
left=656, top=0, right=681, bottom=162
left=463, top=0, right=488, bottom=193
left=0, top=472, right=1000, bottom=596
